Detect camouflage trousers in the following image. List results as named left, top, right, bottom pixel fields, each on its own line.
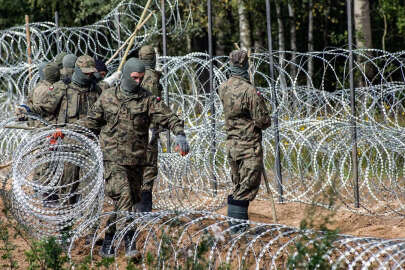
left=103, top=161, right=144, bottom=233
left=227, top=142, right=263, bottom=201
left=142, top=139, right=158, bottom=192
left=31, top=161, right=80, bottom=207
left=60, top=162, right=81, bottom=205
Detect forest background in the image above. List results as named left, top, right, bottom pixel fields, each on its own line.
left=1, top=0, right=404, bottom=57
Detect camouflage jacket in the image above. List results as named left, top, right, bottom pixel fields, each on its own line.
left=79, top=86, right=185, bottom=165
left=141, top=69, right=163, bottom=131
left=29, top=81, right=105, bottom=124
left=142, top=69, right=163, bottom=97
left=26, top=80, right=57, bottom=127
left=219, top=76, right=271, bottom=157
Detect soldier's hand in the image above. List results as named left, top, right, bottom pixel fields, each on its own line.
left=103, top=70, right=122, bottom=86
left=15, top=105, right=30, bottom=121
left=174, top=134, right=189, bottom=156
left=48, top=129, right=65, bottom=145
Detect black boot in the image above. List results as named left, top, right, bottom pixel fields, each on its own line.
left=227, top=195, right=249, bottom=234
left=135, top=191, right=152, bottom=212
left=99, top=233, right=115, bottom=258
left=124, top=230, right=140, bottom=258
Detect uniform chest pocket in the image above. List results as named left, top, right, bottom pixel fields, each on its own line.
left=130, top=111, right=149, bottom=128
left=105, top=106, right=119, bottom=123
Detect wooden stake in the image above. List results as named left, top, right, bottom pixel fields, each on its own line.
left=118, top=0, right=153, bottom=71
left=106, top=11, right=154, bottom=66
left=4, top=125, right=36, bottom=130
left=106, top=0, right=153, bottom=68
left=25, top=15, right=32, bottom=80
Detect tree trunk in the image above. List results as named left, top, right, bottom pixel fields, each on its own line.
left=288, top=0, right=297, bottom=78
left=253, top=25, right=264, bottom=52
left=186, top=33, right=192, bottom=53
left=354, top=0, right=373, bottom=85
left=307, top=0, right=314, bottom=88
left=238, top=0, right=252, bottom=50
left=275, top=0, right=287, bottom=88
left=354, top=0, right=372, bottom=49
left=214, top=8, right=226, bottom=56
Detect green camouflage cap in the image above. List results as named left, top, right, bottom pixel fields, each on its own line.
left=139, top=45, right=155, bottom=60
left=229, top=50, right=248, bottom=68
left=75, top=55, right=97, bottom=73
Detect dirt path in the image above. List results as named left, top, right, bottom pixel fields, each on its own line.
left=217, top=200, right=405, bottom=239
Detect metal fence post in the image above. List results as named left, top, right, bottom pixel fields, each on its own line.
left=265, top=0, right=283, bottom=203
left=114, top=13, right=121, bottom=59
left=54, top=11, right=61, bottom=54
left=207, top=0, right=217, bottom=195
left=347, top=0, right=360, bottom=208
left=161, top=0, right=171, bottom=152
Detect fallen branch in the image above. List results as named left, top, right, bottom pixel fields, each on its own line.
left=106, top=0, right=154, bottom=67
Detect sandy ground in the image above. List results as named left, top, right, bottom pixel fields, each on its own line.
left=218, top=200, right=405, bottom=239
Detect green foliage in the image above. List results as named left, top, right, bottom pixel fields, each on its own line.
left=24, top=237, right=69, bottom=270
left=75, top=0, right=121, bottom=25
left=2, top=0, right=405, bottom=54
left=0, top=217, right=19, bottom=269
left=143, top=226, right=214, bottom=270
left=0, top=0, right=29, bottom=28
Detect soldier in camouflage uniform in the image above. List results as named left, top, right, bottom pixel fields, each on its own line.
left=16, top=55, right=104, bottom=124
left=20, top=62, right=60, bottom=127
left=16, top=55, right=106, bottom=206
left=136, top=45, right=163, bottom=212
left=78, top=58, right=189, bottom=258
left=218, top=50, right=271, bottom=232
left=16, top=62, right=62, bottom=204
left=60, top=54, right=77, bottom=82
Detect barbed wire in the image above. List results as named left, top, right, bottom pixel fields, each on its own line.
left=68, top=211, right=405, bottom=269
left=0, top=0, right=189, bottom=97
left=9, top=123, right=104, bottom=239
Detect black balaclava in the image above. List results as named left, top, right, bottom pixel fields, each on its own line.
left=121, top=58, right=145, bottom=95
left=63, top=54, right=77, bottom=69
left=43, top=63, right=60, bottom=83
left=72, top=67, right=92, bottom=87
left=93, top=59, right=108, bottom=82
left=38, top=62, right=47, bottom=81
left=95, top=59, right=107, bottom=73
